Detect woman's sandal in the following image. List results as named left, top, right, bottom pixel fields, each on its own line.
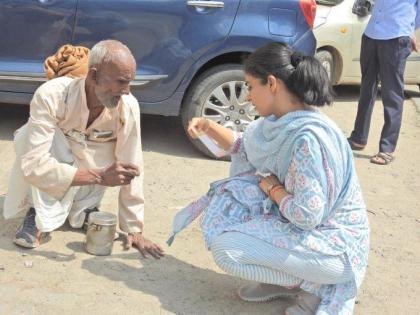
left=370, top=152, right=394, bottom=165
left=347, top=138, right=366, bottom=151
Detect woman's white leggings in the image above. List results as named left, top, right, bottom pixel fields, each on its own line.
left=211, top=232, right=353, bottom=286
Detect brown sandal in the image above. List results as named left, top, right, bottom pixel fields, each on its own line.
left=347, top=138, right=366, bottom=151
left=370, top=152, right=394, bottom=165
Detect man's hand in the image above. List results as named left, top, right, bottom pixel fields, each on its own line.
left=412, top=34, right=418, bottom=53
left=72, top=168, right=103, bottom=186
left=99, top=162, right=140, bottom=187
left=125, top=232, right=165, bottom=259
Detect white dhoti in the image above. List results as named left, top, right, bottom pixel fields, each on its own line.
left=4, top=124, right=105, bottom=232
left=4, top=77, right=145, bottom=233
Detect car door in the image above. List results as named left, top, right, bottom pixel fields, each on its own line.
left=347, top=6, right=370, bottom=78
left=404, top=29, right=420, bottom=84
left=0, top=0, right=78, bottom=93
left=73, top=0, right=241, bottom=105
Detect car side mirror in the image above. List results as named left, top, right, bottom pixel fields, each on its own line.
left=352, top=0, right=373, bottom=17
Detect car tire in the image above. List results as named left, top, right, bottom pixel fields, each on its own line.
left=316, top=50, right=334, bottom=83
left=181, top=64, right=257, bottom=159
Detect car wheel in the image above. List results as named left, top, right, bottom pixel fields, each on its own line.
left=181, top=63, right=258, bottom=159
left=316, top=50, right=334, bottom=83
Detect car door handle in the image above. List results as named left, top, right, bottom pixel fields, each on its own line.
left=37, top=0, right=55, bottom=4
left=187, top=1, right=224, bottom=9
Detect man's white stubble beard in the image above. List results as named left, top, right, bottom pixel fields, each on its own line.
left=97, top=93, right=120, bottom=109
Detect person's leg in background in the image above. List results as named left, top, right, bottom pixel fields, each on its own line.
left=370, top=36, right=412, bottom=164
left=349, top=35, right=380, bottom=148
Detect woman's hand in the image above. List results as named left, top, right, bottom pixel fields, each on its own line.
left=187, top=117, right=234, bottom=150
left=187, top=117, right=210, bottom=139
left=259, top=174, right=290, bottom=205
left=259, top=174, right=282, bottom=195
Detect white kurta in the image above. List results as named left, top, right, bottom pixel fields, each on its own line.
left=3, top=77, right=145, bottom=233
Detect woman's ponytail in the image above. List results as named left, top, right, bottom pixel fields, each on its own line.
left=286, top=51, right=334, bottom=106
left=244, top=43, right=334, bottom=107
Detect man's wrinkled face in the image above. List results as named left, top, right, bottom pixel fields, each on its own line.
left=94, top=59, right=135, bottom=108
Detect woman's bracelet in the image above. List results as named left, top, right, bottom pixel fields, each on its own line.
left=269, top=185, right=285, bottom=202
left=265, top=184, right=274, bottom=196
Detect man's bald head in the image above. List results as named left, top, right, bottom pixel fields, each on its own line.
left=88, top=39, right=136, bottom=69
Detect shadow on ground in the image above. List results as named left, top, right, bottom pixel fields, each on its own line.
left=140, top=114, right=206, bottom=159
left=333, top=85, right=361, bottom=103
left=79, top=253, right=294, bottom=315
left=0, top=104, right=28, bottom=141
left=0, top=211, right=293, bottom=315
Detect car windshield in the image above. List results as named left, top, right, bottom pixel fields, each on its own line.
left=316, top=0, right=344, bottom=6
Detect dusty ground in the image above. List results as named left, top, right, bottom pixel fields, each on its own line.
left=0, top=86, right=419, bottom=315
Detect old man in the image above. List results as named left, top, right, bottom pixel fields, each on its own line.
left=3, top=40, right=164, bottom=259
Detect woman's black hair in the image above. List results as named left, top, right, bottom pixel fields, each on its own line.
left=244, top=42, right=334, bottom=106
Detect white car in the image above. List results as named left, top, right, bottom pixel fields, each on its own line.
left=314, top=0, right=420, bottom=86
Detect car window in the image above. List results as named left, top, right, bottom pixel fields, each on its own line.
left=316, top=0, right=344, bottom=6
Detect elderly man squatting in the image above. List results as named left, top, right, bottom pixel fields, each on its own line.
left=3, top=40, right=164, bottom=259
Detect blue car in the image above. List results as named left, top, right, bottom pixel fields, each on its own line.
left=0, top=0, right=316, bottom=157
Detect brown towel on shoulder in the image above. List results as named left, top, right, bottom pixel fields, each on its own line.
left=44, top=44, right=90, bottom=80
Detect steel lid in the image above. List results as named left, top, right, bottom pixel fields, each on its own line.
left=88, top=212, right=117, bottom=226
